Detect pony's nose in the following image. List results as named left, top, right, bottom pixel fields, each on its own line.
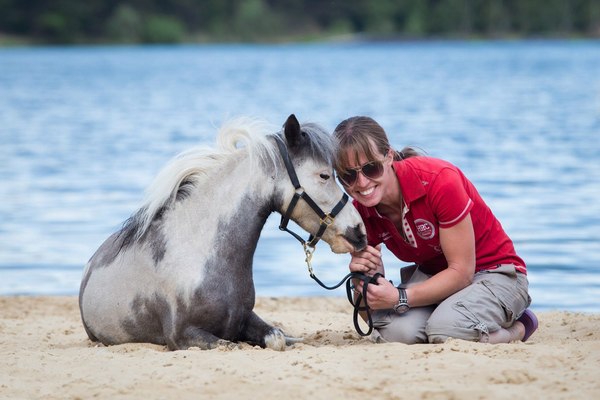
left=344, top=224, right=367, bottom=251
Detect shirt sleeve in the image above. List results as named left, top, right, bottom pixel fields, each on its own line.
left=428, top=167, right=473, bottom=228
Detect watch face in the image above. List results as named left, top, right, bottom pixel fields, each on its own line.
left=394, top=303, right=409, bottom=314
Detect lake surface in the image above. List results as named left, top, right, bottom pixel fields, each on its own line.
left=1, top=40, right=599, bottom=312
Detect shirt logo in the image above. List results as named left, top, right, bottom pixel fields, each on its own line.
left=414, top=219, right=435, bottom=240
left=429, top=244, right=443, bottom=253
left=379, top=232, right=392, bottom=241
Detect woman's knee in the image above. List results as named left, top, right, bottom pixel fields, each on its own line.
left=371, top=306, right=434, bottom=344
left=424, top=313, right=454, bottom=343
left=373, top=325, right=425, bottom=344
left=425, top=303, right=482, bottom=343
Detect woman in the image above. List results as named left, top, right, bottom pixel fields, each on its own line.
left=333, top=116, right=537, bottom=344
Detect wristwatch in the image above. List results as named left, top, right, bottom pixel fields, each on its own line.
left=393, top=288, right=410, bottom=314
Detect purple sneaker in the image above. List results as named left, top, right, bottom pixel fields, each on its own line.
left=517, top=309, right=538, bottom=342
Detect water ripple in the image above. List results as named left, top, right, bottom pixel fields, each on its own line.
left=1, top=41, right=599, bottom=312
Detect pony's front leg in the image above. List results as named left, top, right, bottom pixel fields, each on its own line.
left=168, top=326, right=233, bottom=350
left=240, top=311, right=289, bottom=351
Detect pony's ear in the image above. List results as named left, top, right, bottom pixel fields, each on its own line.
left=284, top=114, right=303, bottom=148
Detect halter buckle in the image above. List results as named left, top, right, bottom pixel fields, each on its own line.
left=320, top=214, right=335, bottom=227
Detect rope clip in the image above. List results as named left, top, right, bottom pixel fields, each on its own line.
left=303, top=243, right=316, bottom=276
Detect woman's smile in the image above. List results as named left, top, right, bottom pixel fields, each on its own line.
left=353, top=182, right=382, bottom=207
left=359, top=187, right=375, bottom=196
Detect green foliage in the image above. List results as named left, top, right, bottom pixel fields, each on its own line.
left=232, top=0, right=284, bottom=41
left=106, top=4, right=143, bottom=43
left=484, top=0, right=511, bottom=35
left=0, top=0, right=598, bottom=45
left=402, top=0, right=428, bottom=36
left=142, top=14, right=185, bottom=43
left=36, top=12, right=70, bottom=41
left=328, top=18, right=354, bottom=36
left=364, top=0, right=398, bottom=34
left=429, top=0, right=474, bottom=34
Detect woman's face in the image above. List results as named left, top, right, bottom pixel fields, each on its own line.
left=340, top=142, right=394, bottom=208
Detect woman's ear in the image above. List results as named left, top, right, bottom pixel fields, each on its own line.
left=385, top=147, right=395, bottom=162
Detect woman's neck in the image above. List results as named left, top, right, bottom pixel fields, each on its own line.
left=376, top=172, right=403, bottom=216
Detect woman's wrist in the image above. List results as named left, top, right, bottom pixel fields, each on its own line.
left=388, top=282, right=398, bottom=308
left=392, top=286, right=410, bottom=314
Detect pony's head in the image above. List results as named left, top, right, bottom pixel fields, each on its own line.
left=275, top=114, right=367, bottom=254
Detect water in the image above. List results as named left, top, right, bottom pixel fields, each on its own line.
left=1, top=41, right=599, bottom=312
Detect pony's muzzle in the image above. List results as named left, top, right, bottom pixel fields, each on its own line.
left=341, top=224, right=367, bottom=252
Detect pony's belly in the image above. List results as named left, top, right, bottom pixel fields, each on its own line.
left=81, top=256, right=164, bottom=344
left=80, top=279, right=136, bottom=343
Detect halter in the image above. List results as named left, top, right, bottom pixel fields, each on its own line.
left=274, top=137, right=348, bottom=256
left=275, top=136, right=380, bottom=336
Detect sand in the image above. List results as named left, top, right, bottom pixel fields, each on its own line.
left=1, top=296, right=598, bottom=400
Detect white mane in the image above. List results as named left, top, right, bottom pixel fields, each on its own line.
left=136, top=117, right=280, bottom=238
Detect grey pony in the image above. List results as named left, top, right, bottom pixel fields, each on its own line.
left=79, top=114, right=366, bottom=351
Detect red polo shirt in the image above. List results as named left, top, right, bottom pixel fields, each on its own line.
left=355, top=157, right=526, bottom=275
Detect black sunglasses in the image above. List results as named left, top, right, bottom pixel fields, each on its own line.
left=337, top=159, right=385, bottom=186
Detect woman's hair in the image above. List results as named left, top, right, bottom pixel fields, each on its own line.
left=332, top=116, right=420, bottom=172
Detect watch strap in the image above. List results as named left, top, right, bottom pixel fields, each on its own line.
left=393, top=287, right=410, bottom=314
left=397, top=287, right=408, bottom=303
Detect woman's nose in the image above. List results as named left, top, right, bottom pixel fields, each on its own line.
left=354, top=170, right=370, bottom=187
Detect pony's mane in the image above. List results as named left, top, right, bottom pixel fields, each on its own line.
left=134, top=117, right=280, bottom=240
left=292, top=122, right=336, bottom=166
left=121, top=117, right=335, bottom=243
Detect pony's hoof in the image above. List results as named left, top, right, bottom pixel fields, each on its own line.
left=264, top=329, right=287, bottom=351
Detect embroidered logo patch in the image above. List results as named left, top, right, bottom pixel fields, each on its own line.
left=414, top=219, right=435, bottom=240
left=378, top=232, right=392, bottom=241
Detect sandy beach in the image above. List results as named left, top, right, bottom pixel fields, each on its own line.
left=1, top=296, right=598, bottom=399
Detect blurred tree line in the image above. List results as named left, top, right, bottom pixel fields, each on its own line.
left=1, top=0, right=599, bottom=45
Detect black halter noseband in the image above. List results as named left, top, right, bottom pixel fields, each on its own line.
left=275, top=137, right=382, bottom=336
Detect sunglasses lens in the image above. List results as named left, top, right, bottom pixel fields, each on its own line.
left=339, top=170, right=357, bottom=186
left=362, top=162, right=384, bottom=179
left=338, top=161, right=384, bottom=186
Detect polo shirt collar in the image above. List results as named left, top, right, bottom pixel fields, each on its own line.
left=394, top=160, right=426, bottom=204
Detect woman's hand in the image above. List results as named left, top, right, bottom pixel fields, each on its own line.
left=349, top=244, right=384, bottom=277
left=353, top=275, right=398, bottom=310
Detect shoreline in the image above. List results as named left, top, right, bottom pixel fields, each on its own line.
left=2, top=37, right=599, bottom=49
left=1, top=296, right=599, bottom=399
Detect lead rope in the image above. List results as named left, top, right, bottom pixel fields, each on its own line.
left=303, top=244, right=382, bottom=336
left=346, top=272, right=385, bottom=336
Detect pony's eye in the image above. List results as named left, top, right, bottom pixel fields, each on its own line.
left=319, top=173, right=331, bottom=180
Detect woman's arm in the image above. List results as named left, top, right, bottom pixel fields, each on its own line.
left=406, top=213, right=475, bottom=307
left=359, top=214, right=476, bottom=309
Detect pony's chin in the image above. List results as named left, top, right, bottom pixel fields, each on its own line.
left=327, top=237, right=357, bottom=254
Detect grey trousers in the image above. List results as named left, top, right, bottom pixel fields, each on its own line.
left=370, top=264, right=531, bottom=344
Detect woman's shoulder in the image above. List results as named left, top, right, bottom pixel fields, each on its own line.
left=401, top=156, right=461, bottom=174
